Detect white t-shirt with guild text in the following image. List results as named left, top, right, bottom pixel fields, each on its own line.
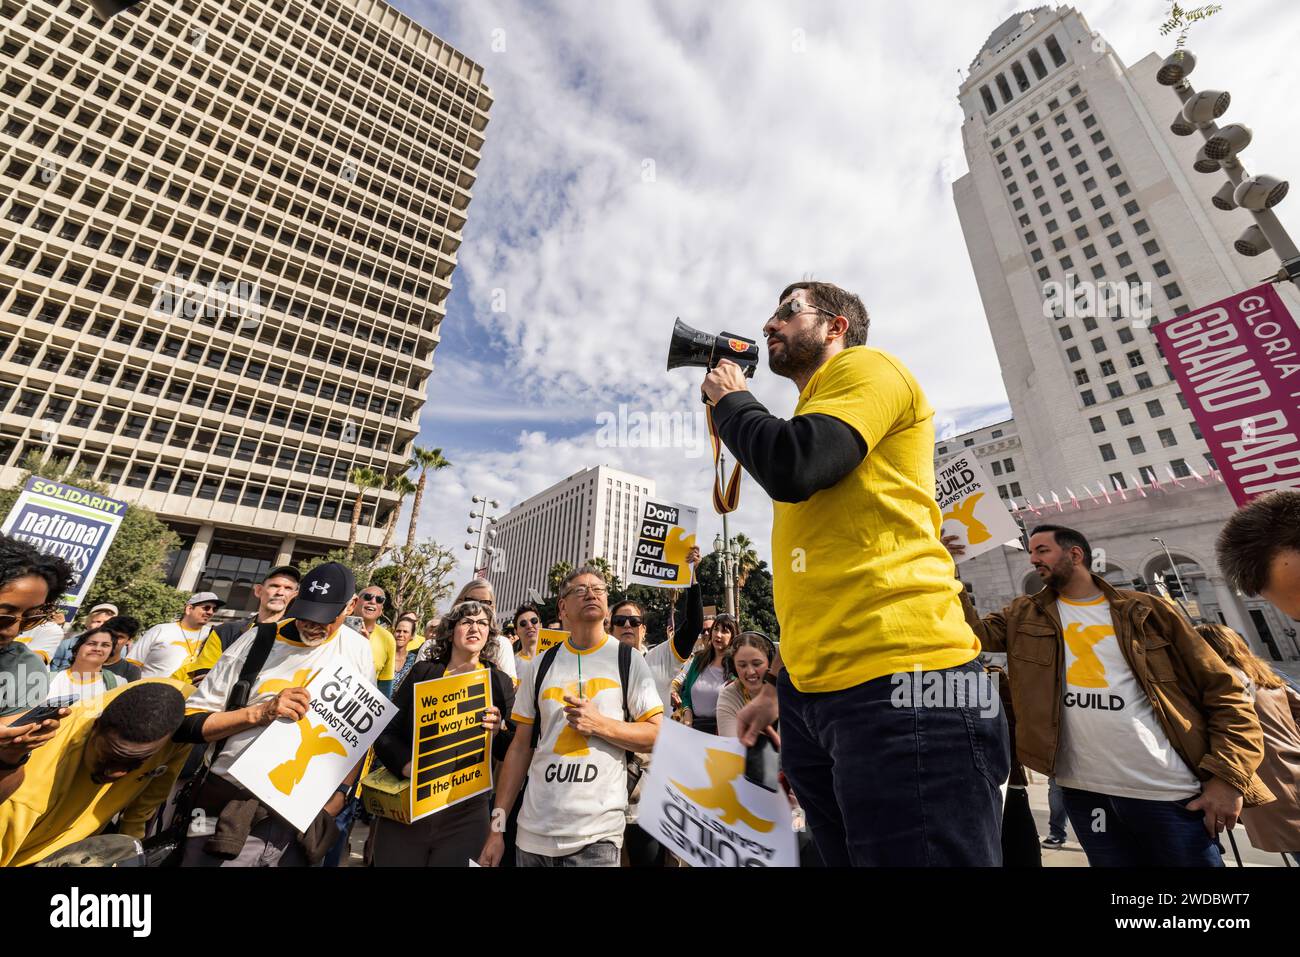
left=511, top=635, right=663, bottom=856
left=128, top=622, right=212, bottom=680
left=1054, top=595, right=1200, bottom=801
left=185, top=620, right=375, bottom=784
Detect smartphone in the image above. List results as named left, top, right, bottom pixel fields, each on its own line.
left=743, top=735, right=780, bottom=793
left=9, top=696, right=79, bottom=728
left=345, top=615, right=364, bottom=631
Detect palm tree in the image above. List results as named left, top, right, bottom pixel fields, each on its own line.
left=346, top=466, right=383, bottom=560
left=374, top=474, right=417, bottom=564
left=546, top=560, right=573, bottom=596
left=405, top=446, right=452, bottom=550
left=732, top=533, right=761, bottom=589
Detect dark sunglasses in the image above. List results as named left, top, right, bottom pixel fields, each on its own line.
left=0, top=608, right=54, bottom=631
left=611, top=615, right=643, bottom=627
left=517, top=616, right=540, bottom=627
left=360, top=593, right=387, bottom=605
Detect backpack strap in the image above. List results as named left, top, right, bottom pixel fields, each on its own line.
left=203, top=621, right=281, bottom=770
left=102, top=669, right=121, bottom=691
left=528, top=643, right=565, bottom=750
left=618, top=641, right=632, bottom=723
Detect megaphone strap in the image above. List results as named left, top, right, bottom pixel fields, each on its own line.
left=707, top=405, right=742, bottom=514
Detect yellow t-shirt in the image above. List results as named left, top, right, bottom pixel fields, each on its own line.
left=0, top=678, right=191, bottom=867
left=771, top=347, right=980, bottom=692
left=369, top=624, right=396, bottom=683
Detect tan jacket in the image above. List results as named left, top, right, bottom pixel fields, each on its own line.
left=961, top=574, right=1273, bottom=806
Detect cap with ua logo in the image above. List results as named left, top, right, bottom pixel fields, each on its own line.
left=286, top=562, right=356, bottom=624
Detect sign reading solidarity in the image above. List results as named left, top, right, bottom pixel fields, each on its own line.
left=228, top=661, right=395, bottom=832
left=935, top=454, right=1022, bottom=563
left=410, top=670, right=494, bottom=821
left=0, top=478, right=127, bottom=613
left=535, top=628, right=568, bottom=656
left=637, top=719, right=798, bottom=867
left=1153, top=284, right=1300, bottom=505
left=628, top=498, right=698, bottom=588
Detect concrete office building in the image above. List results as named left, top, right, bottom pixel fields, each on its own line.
left=493, top=466, right=656, bottom=619
left=0, top=0, right=490, bottom=611
left=948, top=6, right=1300, bottom=661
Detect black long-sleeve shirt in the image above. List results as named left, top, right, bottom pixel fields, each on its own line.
left=710, top=391, right=866, bottom=503
left=373, top=659, right=516, bottom=776
left=670, top=580, right=704, bottom=657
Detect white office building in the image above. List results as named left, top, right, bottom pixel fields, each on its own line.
left=948, top=6, right=1300, bottom=662
left=492, top=465, right=656, bottom=617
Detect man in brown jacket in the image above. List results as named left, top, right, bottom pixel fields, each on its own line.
left=950, top=524, right=1270, bottom=867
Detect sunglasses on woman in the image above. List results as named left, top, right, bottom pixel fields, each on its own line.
left=517, top=616, right=540, bottom=627
left=610, top=615, right=643, bottom=627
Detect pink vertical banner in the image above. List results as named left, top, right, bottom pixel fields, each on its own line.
left=1153, top=284, right=1300, bottom=505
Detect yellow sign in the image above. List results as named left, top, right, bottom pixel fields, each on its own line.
left=410, top=670, right=494, bottom=821
left=536, top=628, right=568, bottom=656
left=628, top=499, right=699, bottom=588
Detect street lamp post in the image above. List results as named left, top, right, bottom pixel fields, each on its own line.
left=1151, top=536, right=1194, bottom=619
left=1156, top=51, right=1299, bottom=287
left=464, top=495, right=501, bottom=578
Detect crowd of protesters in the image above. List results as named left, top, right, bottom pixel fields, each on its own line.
left=1, top=281, right=1299, bottom=868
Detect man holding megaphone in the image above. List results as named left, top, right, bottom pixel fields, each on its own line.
left=685, top=280, right=1009, bottom=867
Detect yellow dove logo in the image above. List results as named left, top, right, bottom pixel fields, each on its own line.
left=268, top=718, right=348, bottom=795
left=541, top=678, right=620, bottom=756
left=257, top=668, right=316, bottom=698
left=672, top=748, right=774, bottom=833
left=943, top=493, right=991, bottom=545
left=663, top=527, right=697, bottom=584
left=1064, top=623, right=1112, bottom=688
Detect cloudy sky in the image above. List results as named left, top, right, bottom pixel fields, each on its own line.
left=381, top=0, right=1297, bottom=580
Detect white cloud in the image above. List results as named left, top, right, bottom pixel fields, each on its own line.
left=387, top=0, right=1298, bottom=590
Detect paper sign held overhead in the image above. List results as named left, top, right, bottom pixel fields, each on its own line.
left=628, top=499, right=698, bottom=589
left=228, top=660, right=395, bottom=832
left=935, top=454, right=1023, bottom=563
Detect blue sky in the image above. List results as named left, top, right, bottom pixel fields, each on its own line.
left=380, top=0, right=1297, bottom=578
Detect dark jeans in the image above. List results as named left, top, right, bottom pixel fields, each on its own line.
left=778, top=662, right=1008, bottom=866
left=1061, top=787, right=1223, bottom=867
left=516, top=839, right=621, bottom=867
left=1047, top=778, right=1068, bottom=841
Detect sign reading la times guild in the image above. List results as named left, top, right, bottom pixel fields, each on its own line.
left=638, top=719, right=798, bottom=867
left=934, top=455, right=1022, bottom=562
left=228, top=661, right=394, bottom=832
left=0, top=478, right=127, bottom=613
left=1153, top=283, right=1300, bottom=505
left=628, top=499, right=698, bottom=589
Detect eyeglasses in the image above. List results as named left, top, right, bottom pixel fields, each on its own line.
left=517, top=616, right=540, bottom=627
left=360, top=592, right=387, bottom=605
left=562, top=584, right=608, bottom=599
left=0, top=609, right=54, bottom=631
left=611, top=615, right=643, bottom=627
left=459, top=617, right=490, bottom=629
left=766, top=298, right=840, bottom=328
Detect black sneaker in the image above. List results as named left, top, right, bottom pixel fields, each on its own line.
left=1041, top=835, right=1066, bottom=848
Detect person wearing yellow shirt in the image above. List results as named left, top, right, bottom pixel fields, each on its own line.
left=0, top=679, right=190, bottom=866
left=357, top=586, right=396, bottom=698
left=703, top=280, right=1009, bottom=866
left=185, top=565, right=300, bottom=684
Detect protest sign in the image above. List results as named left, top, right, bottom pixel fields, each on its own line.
left=628, top=498, right=698, bottom=588
left=228, top=660, right=395, bottom=832
left=637, top=718, right=798, bottom=867
left=535, top=628, right=568, bottom=655
left=1153, top=284, right=1300, bottom=505
left=0, top=477, right=127, bottom=613
left=935, top=454, right=1022, bottom=563
left=410, top=670, right=494, bottom=821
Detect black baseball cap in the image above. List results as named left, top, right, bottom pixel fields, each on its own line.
left=286, top=562, right=356, bottom=624
left=264, top=564, right=301, bottom=584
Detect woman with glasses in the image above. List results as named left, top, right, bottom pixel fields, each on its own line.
left=371, top=600, right=515, bottom=866
left=449, top=579, right=517, bottom=686
left=512, top=604, right=542, bottom=664
left=44, top=627, right=126, bottom=705
left=672, top=613, right=739, bottom=734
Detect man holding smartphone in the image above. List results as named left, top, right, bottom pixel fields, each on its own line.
left=0, top=534, right=75, bottom=803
